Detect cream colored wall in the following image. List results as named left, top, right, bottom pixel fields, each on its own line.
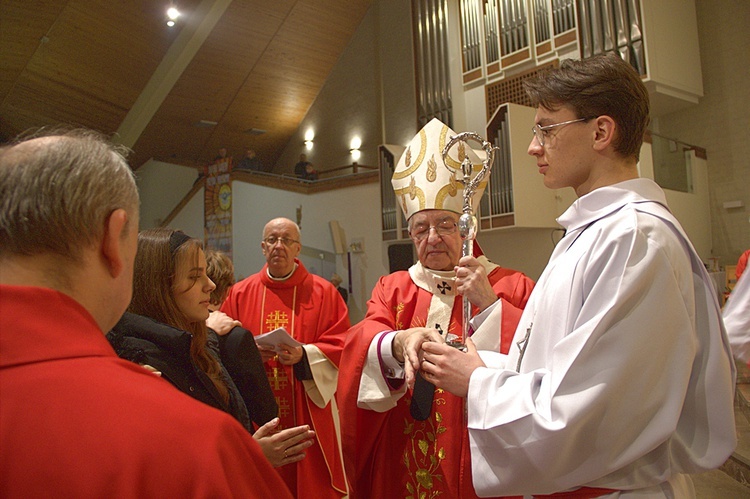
left=135, top=159, right=200, bottom=230
left=654, top=0, right=750, bottom=267
left=162, top=179, right=383, bottom=324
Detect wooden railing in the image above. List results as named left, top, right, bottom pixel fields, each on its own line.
left=160, top=165, right=379, bottom=227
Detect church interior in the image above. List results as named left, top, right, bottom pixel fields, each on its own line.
left=2, top=0, right=749, bottom=495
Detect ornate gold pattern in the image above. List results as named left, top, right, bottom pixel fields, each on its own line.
left=426, top=155, right=437, bottom=182
left=457, top=141, right=466, bottom=162
left=403, top=391, right=449, bottom=499
left=277, top=395, right=292, bottom=420
left=440, top=126, right=484, bottom=175
left=393, top=129, right=427, bottom=180
left=401, top=315, right=461, bottom=497
left=265, top=310, right=289, bottom=331
left=269, top=366, right=289, bottom=391
left=394, top=183, right=426, bottom=213
left=394, top=302, right=406, bottom=330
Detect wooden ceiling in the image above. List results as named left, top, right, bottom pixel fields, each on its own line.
left=0, top=0, right=373, bottom=170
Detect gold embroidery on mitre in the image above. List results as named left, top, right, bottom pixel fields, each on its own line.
left=426, top=154, right=437, bottom=182
left=393, top=130, right=427, bottom=180
left=458, top=141, right=466, bottom=162
left=394, top=183, right=426, bottom=213
left=435, top=181, right=461, bottom=210
left=440, top=126, right=463, bottom=171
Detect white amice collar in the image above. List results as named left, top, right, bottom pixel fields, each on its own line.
left=267, top=263, right=298, bottom=281
left=409, top=261, right=457, bottom=296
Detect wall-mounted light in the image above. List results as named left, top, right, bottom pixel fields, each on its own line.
left=166, top=5, right=181, bottom=27
left=304, top=129, right=315, bottom=150
left=350, top=136, right=362, bottom=162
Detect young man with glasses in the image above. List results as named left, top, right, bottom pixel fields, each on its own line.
left=421, top=53, right=736, bottom=497
left=338, top=118, right=535, bottom=498
left=220, top=217, right=350, bottom=498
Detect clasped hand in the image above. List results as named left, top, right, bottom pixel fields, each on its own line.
left=259, top=344, right=303, bottom=365
left=454, top=255, right=498, bottom=313
left=394, top=328, right=485, bottom=397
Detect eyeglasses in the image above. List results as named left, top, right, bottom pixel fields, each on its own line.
left=409, top=219, right=458, bottom=241
left=531, top=117, right=593, bottom=147
left=263, top=236, right=299, bottom=247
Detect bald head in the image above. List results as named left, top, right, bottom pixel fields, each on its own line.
left=260, top=218, right=301, bottom=277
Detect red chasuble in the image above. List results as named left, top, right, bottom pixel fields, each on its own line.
left=1, top=285, right=291, bottom=498
left=221, top=260, right=350, bottom=498
left=338, top=266, right=533, bottom=499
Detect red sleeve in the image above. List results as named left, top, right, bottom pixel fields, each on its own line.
left=338, top=274, right=421, bottom=495
left=487, top=267, right=535, bottom=353
left=737, top=249, right=750, bottom=280
left=304, top=278, right=350, bottom=366
left=198, top=417, right=293, bottom=498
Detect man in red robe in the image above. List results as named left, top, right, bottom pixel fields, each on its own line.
left=0, top=130, right=291, bottom=498
left=338, top=119, right=534, bottom=498
left=221, top=217, right=350, bottom=498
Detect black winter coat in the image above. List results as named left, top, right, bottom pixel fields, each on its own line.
left=108, top=312, right=277, bottom=432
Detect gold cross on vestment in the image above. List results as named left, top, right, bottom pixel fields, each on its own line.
left=278, top=396, right=292, bottom=419
left=265, top=310, right=289, bottom=331
left=269, top=367, right=289, bottom=391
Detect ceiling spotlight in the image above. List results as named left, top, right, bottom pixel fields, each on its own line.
left=166, top=5, right=180, bottom=26
left=304, top=129, right=315, bottom=150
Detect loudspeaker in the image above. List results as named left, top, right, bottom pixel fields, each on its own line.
left=388, top=243, right=414, bottom=273
left=329, top=220, right=346, bottom=254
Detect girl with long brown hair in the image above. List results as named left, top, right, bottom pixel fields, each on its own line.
left=109, top=228, right=314, bottom=468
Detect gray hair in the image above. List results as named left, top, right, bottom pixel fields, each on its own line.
left=0, top=128, right=139, bottom=262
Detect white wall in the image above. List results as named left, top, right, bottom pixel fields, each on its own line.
left=135, top=159, right=199, bottom=230
left=164, top=179, right=386, bottom=323
left=656, top=0, right=750, bottom=266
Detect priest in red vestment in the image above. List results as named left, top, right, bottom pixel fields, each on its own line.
left=221, top=217, right=350, bottom=498
left=1, top=130, right=290, bottom=498
left=338, top=119, right=534, bottom=498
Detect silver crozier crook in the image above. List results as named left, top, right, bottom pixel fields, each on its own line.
left=441, top=132, right=497, bottom=348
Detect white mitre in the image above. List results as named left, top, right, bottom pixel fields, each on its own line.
left=391, top=118, right=488, bottom=220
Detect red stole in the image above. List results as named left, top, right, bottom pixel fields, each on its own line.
left=251, top=266, right=348, bottom=497
left=338, top=267, right=534, bottom=499
left=378, top=287, right=512, bottom=498
left=257, top=282, right=299, bottom=430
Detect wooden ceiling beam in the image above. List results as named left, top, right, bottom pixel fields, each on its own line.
left=115, top=0, right=233, bottom=148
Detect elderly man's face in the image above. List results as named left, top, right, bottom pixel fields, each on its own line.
left=261, top=218, right=301, bottom=277
left=409, top=210, right=462, bottom=271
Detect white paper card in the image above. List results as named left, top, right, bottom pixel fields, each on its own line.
left=254, top=327, right=304, bottom=354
